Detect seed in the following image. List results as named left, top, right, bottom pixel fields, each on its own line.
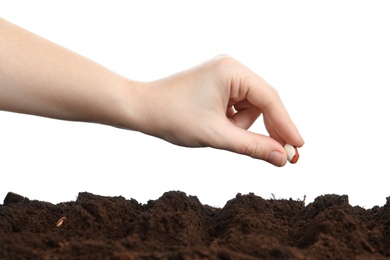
left=284, top=144, right=299, bottom=164
left=56, top=216, right=67, bottom=227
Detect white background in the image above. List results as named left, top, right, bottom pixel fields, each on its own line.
left=1, top=1, right=389, bottom=208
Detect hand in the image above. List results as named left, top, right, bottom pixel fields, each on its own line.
left=0, top=18, right=303, bottom=166
left=131, top=55, right=304, bottom=166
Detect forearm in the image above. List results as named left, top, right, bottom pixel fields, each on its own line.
left=0, top=18, right=140, bottom=128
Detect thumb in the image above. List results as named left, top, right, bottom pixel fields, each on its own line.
left=214, top=124, right=288, bottom=167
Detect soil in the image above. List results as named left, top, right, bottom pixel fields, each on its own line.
left=1, top=191, right=390, bottom=260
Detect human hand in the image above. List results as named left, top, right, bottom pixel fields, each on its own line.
left=132, top=55, right=304, bottom=166
left=0, top=19, right=302, bottom=167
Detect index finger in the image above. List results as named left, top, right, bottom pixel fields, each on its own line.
left=246, top=74, right=304, bottom=147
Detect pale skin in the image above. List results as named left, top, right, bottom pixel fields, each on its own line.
left=0, top=18, right=304, bottom=166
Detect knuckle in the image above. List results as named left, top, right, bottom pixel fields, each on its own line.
left=243, top=141, right=264, bottom=159
left=211, top=54, right=239, bottom=71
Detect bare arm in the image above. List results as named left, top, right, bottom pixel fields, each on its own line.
left=0, top=18, right=304, bottom=166
left=0, top=18, right=138, bottom=127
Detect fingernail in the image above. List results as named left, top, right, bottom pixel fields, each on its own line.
left=268, top=151, right=286, bottom=166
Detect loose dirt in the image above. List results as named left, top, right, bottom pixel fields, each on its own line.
left=1, top=191, right=390, bottom=259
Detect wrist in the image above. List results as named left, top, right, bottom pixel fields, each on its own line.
left=113, top=79, right=151, bottom=133
left=117, top=79, right=175, bottom=142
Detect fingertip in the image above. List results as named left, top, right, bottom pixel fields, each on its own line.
left=267, top=150, right=287, bottom=167
left=216, top=125, right=290, bottom=167
left=285, top=125, right=305, bottom=149
left=293, top=128, right=305, bottom=147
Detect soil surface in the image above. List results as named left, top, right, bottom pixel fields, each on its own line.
left=1, top=191, right=390, bottom=260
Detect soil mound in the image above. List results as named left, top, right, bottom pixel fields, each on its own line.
left=1, top=191, right=390, bottom=259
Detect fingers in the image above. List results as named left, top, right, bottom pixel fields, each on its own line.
left=213, top=121, right=288, bottom=167
left=214, top=55, right=303, bottom=148
left=227, top=101, right=262, bottom=130
left=264, top=98, right=304, bottom=147
left=244, top=73, right=304, bottom=148
left=263, top=114, right=286, bottom=145
left=210, top=56, right=304, bottom=165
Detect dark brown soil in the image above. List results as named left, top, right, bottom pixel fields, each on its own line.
left=1, top=191, right=390, bottom=260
